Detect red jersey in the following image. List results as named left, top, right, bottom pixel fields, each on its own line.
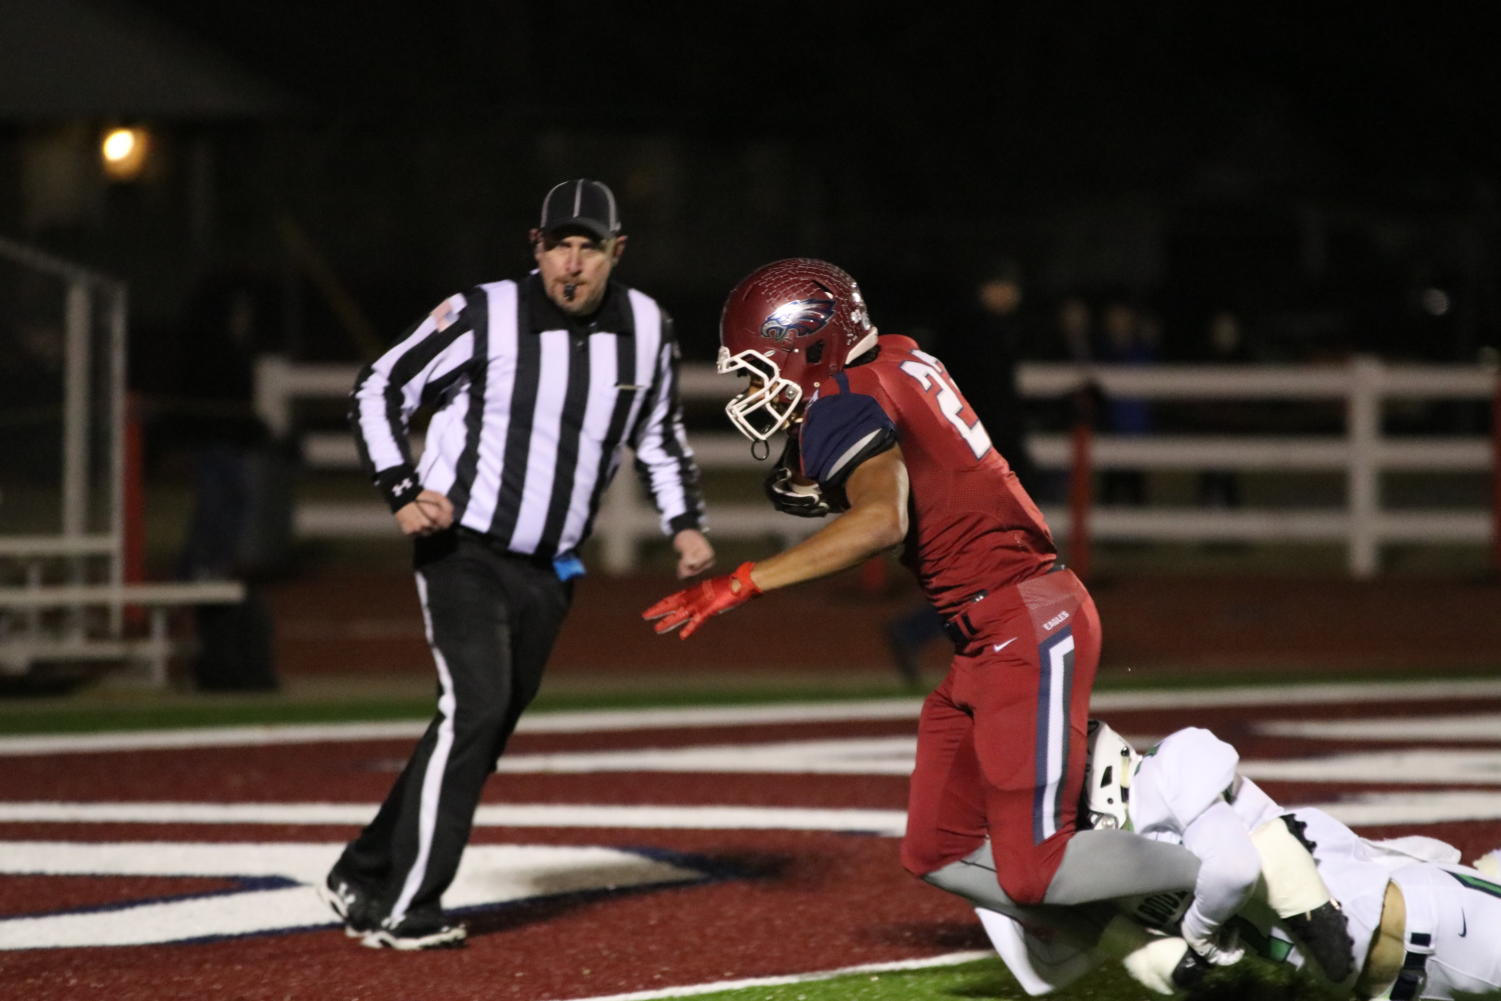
left=796, top=334, right=1056, bottom=617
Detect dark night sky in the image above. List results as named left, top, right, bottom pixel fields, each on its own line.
left=9, top=2, right=1501, bottom=365
left=123, top=3, right=1498, bottom=189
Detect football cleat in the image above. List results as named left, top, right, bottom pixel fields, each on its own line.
left=1284, top=901, right=1355, bottom=982
left=1170, top=944, right=1214, bottom=991
left=362, top=911, right=468, bottom=951
left=317, top=867, right=381, bottom=938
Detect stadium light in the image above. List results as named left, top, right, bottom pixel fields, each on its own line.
left=100, top=126, right=150, bottom=181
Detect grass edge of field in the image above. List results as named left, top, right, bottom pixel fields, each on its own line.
left=574, top=950, right=1347, bottom=1001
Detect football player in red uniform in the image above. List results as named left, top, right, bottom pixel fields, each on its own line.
left=645, top=258, right=1203, bottom=925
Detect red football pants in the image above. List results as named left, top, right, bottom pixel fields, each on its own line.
left=900, top=567, right=1101, bottom=904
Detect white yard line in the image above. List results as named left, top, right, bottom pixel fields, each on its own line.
left=4, top=678, right=1501, bottom=757
left=0, top=700, right=921, bottom=756
left=534, top=950, right=996, bottom=1001
left=5, top=786, right=1501, bottom=830
left=1091, top=677, right=1501, bottom=711
left=1258, top=712, right=1501, bottom=742
left=0, top=801, right=908, bottom=834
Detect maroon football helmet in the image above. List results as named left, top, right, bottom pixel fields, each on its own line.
left=717, top=258, right=878, bottom=441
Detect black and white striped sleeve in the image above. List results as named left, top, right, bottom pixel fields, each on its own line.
left=630, top=317, right=706, bottom=535
left=348, top=292, right=476, bottom=512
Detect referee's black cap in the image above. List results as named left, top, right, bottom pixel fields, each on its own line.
left=539, top=179, right=621, bottom=240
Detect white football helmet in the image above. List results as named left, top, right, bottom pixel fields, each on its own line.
left=1083, top=719, right=1140, bottom=831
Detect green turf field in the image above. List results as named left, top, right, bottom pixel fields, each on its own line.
left=626, top=953, right=1346, bottom=1001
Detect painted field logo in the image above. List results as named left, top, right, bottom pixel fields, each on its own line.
left=0, top=841, right=704, bottom=949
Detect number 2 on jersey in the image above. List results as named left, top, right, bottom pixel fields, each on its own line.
left=899, top=350, right=993, bottom=460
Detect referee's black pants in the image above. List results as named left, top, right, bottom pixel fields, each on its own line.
left=337, top=528, right=572, bottom=923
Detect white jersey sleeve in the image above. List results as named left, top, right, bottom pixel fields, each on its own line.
left=1131, top=727, right=1240, bottom=835
left=1133, top=728, right=1260, bottom=951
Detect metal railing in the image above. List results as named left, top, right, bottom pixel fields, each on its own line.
left=255, top=354, right=1498, bottom=578
left=0, top=236, right=245, bottom=685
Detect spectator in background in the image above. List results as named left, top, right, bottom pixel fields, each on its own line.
left=933, top=259, right=1043, bottom=496
left=171, top=266, right=283, bottom=691
left=172, top=269, right=286, bottom=581
left=1096, top=294, right=1157, bottom=507
left=1053, top=293, right=1096, bottom=366
left=1196, top=308, right=1250, bottom=510
left=1037, top=291, right=1104, bottom=453
left=883, top=259, right=1044, bottom=686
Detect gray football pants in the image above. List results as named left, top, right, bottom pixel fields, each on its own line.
left=922, top=833, right=1201, bottom=939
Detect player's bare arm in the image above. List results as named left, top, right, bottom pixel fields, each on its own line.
left=643, top=447, right=907, bottom=638
left=748, top=445, right=907, bottom=592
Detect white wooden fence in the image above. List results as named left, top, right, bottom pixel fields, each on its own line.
left=254, top=354, right=1498, bottom=579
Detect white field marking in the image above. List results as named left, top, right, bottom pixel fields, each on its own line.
left=7, top=677, right=1501, bottom=757
left=1257, top=713, right=1501, bottom=742
left=0, top=841, right=702, bottom=950
left=492, top=736, right=918, bottom=775
left=536, top=949, right=996, bottom=1001
left=0, top=802, right=908, bottom=835
left=4, top=787, right=1501, bottom=831
left=1091, top=677, right=1501, bottom=711
left=1311, top=790, right=1501, bottom=828
left=1240, top=748, right=1501, bottom=785
left=0, top=700, right=919, bottom=757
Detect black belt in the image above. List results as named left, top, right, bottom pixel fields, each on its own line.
left=941, top=562, right=1066, bottom=645
left=1388, top=932, right=1432, bottom=1001
left=452, top=527, right=558, bottom=570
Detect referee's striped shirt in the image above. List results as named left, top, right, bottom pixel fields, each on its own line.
left=349, top=272, right=705, bottom=560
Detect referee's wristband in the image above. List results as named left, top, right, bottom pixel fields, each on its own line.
left=668, top=513, right=705, bottom=535
left=375, top=466, right=424, bottom=512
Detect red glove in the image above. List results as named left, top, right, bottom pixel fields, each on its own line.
left=643, top=561, right=761, bottom=639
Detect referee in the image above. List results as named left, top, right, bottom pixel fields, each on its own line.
left=321, top=178, right=715, bottom=949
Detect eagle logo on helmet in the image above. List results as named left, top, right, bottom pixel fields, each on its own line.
left=760, top=298, right=835, bottom=344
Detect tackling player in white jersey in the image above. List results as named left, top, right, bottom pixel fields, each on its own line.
left=978, top=723, right=1501, bottom=999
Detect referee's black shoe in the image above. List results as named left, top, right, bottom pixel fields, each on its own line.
left=362, top=910, right=468, bottom=950
left=317, top=865, right=381, bottom=938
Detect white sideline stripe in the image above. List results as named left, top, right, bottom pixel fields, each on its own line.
left=4, top=678, right=1501, bottom=757
left=1092, top=677, right=1501, bottom=710
left=0, top=802, right=909, bottom=834
left=6, top=789, right=1501, bottom=830
left=493, top=736, right=919, bottom=775
left=1258, top=712, right=1501, bottom=742
left=537, top=949, right=995, bottom=1001
left=1310, top=790, right=1501, bottom=827
left=1242, top=748, right=1501, bottom=785
left=0, top=700, right=921, bottom=757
